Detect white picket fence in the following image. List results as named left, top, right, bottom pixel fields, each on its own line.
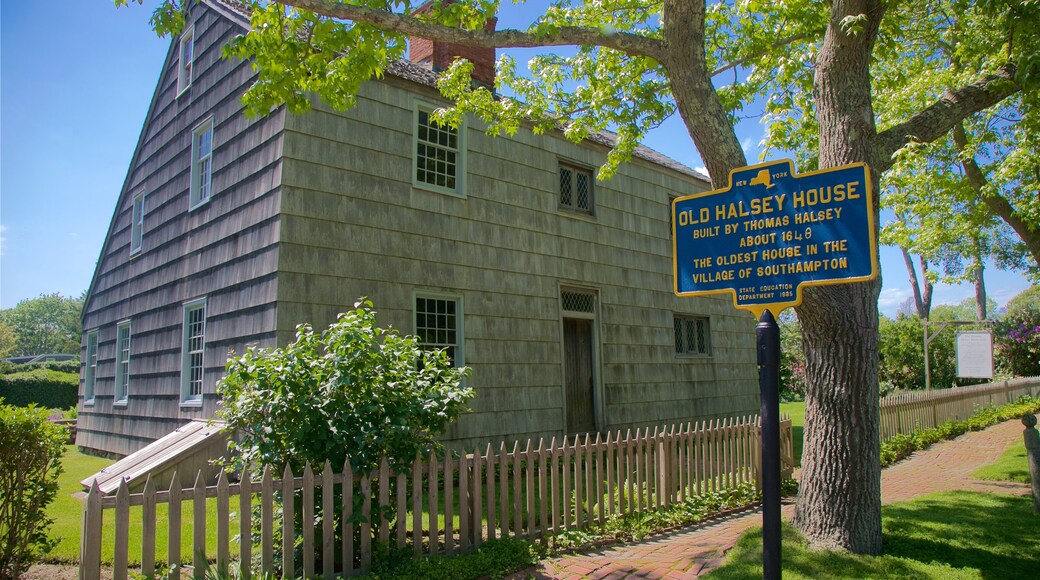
left=80, top=415, right=794, bottom=579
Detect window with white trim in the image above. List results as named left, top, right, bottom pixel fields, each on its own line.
left=130, top=193, right=145, bottom=255
left=559, top=163, right=594, bottom=214
left=414, top=105, right=464, bottom=194
left=177, top=26, right=194, bottom=95
left=114, top=321, right=131, bottom=404
left=674, top=315, right=711, bottom=356
left=190, top=118, right=213, bottom=208
left=415, top=295, right=463, bottom=366
left=84, top=330, right=98, bottom=403
left=181, top=299, right=206, bottom=403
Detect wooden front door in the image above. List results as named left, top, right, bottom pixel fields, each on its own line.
left=564, top=318, right=596, bottom=434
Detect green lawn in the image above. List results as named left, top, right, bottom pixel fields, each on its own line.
left=780, top=401, right=805, bottom=465
left=706, top=491, right=1040, bottom=579
left=45, top=445, right=221, bottom=566
left=971, top=439, right=1031, bottom=483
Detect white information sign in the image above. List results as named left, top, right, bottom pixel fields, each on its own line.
left=955, top=331, right=994, bottom=379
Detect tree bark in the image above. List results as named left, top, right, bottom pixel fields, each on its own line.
left=973, top=246, right=987, bottom=321
left=794, top=0, right=884, bottom=554
left=901, top=246, right=933, bottom=319
left=661, top=0, right=747, bottom=185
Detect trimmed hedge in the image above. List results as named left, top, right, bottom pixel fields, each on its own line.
left=0, top=360, right=79, bottom=375
left=880, top=395, right=1040, bottom=467
left=0, top=370, right=78, bottom=409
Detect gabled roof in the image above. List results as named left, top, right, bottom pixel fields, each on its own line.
left=208, top=0, right=708, bottom=182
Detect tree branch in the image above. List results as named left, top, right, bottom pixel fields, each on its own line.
left=953, top=122, right=1040, bottom=265
left=277, top=0, right=668, bottom=61
left=710, top=29, right=824, bottom=78
left=873, top=63, right=1019, bottom=172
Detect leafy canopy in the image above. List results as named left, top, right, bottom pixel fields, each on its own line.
left=217, top=299, right=473, bottom=474
left=0, top=293, right=83, bottom=357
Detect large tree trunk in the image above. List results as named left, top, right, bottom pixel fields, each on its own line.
left=793, top=0, right=884, bottom=554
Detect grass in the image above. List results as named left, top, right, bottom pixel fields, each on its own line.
left=706, top=491, right=1040, bottom=579
left=780, top=401, right=805, bottom=465
left=971, top=439, right=1031, bottom=483
left=44, top=445, right=221, bottom=566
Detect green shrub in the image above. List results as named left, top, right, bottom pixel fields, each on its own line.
left=880, top=396, right=1040, bottom=467
left=0, top=404, right=67, bottom=577
left=878, top=314, right=957, bottom=390
left=218, top=299, right=474, bottom=475
left=0, top=370, right=78, bottom=409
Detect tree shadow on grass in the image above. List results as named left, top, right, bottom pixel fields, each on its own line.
left=707, top=492, right=1038, bottom=579
left=792, top=425, right=803, bottom=466
left=882, top=491, right=1039, bottom=579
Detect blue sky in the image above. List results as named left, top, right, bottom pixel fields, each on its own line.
left=0, top=1, right=1032, bottom=315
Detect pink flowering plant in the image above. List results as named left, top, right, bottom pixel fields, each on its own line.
left=994, top=309, right=1040, bottom=377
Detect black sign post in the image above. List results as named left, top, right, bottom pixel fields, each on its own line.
left=671, top=159, right=879, bottom=579
left=757, top=310, right=781, bottom=580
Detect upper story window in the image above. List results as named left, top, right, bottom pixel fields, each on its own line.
left=559, top=163, right=594, bottom=214
left=674, top=315, right=711, bottom=356
left=415, top=294, right=463, bottom=366
left=181, top=298, right=207, bottom=404
left=177, top=25, right=194, bottom=95
left=414, top=104, right=465, bottom=195
left=130, top=193, right=145, bottom=255
left=114, top=321, right=131, bottom=405
left=84, top=330, right=98, bottom=404
left=190, top=117, right=214, bottom=209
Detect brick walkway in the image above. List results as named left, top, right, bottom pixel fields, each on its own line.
left=512, top=416, right=1035, bottom=580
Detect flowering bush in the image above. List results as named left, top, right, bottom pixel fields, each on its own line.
left=993, top=309, right=1040, bottom=377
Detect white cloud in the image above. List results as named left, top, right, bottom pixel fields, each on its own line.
left=0, top=225, right=6, bottom=257
left=878, top=287, right=911, bottom=316
left=741, top=137, right=754, bottom=155
left=694, top=166, right=710, bottom=179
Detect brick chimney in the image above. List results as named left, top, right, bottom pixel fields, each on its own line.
left=409, top=0, right=497, bottom=87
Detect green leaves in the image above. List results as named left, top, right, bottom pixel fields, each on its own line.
left=217, top=299, right=473, bottom=475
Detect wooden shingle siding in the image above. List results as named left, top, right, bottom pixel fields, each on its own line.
left=277, top=79, right=757, bottom=450
left=78, top=2, right=282, bottom=456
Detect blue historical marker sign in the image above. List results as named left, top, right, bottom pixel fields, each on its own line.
left=673, top=159, right=878, bottom=317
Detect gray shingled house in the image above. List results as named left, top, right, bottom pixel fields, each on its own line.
left=78, top=0, right=758, bottom=458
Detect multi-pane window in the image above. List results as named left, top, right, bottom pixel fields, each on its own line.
left=415, top=106, right=461, bottom=193
left=114, top=321, right=131, bottom=404
left=130, top=193, right=145, bottom=254
left=559, top=164, right=594, bottom=214
left=415, top=296, right=462, bottom=366
left=84, top=330, right=98, bottom=403
left=674, top=315, right=711, bottom=356
left=177, top=26, right=194, bottom=94
left=181, top=299, right=206, bottom=403
left=190, top=118, right=213, bottom=208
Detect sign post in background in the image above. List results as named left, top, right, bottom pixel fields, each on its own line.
left=672, top=159, right=878, bottom=579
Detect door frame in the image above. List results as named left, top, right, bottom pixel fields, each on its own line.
left=558, top=285, right=604, bottom=434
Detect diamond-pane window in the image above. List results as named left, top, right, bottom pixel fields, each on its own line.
left=415, top=296, right=462, bottom=365
left=674, top=315, right=710, bottom=356
left=562, top=291, right=595, bottom=314
left=415, top=107, right=461, bottom=193
left=559, top=163, right=593, bottom=214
